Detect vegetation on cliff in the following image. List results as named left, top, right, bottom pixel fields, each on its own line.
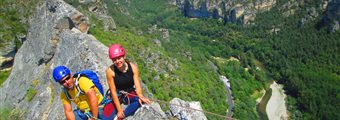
left=99, top=0, right=339, bottom=119
left=1, top=0, right=338, bottom=119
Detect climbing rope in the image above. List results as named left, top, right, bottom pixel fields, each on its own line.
left=119, top=91, right=233, bottom=120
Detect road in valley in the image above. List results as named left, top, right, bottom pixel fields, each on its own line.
left=219, top=75, right=234, bottom=118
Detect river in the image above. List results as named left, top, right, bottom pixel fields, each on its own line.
left=258, top=81, right=288, bottom=120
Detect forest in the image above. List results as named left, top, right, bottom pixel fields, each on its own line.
left=1, top=0, right=339, bottom=119
left=98, top=0, right=339, bottom=119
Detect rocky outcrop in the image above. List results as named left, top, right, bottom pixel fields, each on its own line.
left=126, top=98, right=208, bottom=120
left=0, top=40, right=16, bottom=58
left=80, top=0, right=117, bottom=32
left=0, top=56, right=13, bottom=71
left=126, top=103, right=167, bottom=120
left=48, top=2, right=89, bottom=33
left=317, top=0, right=340, bottom=32
left=171, top=0, right=340, bottom=32
left=298, top=7, right=319, bottom=27
left=139, top=48, right=180, bottom=81
left=170, top=0, right=276, bottom=24
left=79, top=0, right=98, bottom=4
left=0, top=0, right=106, bottom=119
left=0, top=0, right=206, bottom=119
left=168, top=98, right=208, bottom=120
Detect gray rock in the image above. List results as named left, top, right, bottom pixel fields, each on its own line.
left=148, top=25, right=158, bottom=34
left=138, top=48, right=180, bottom=82
left=299, top=7, right=319, bottom=27
left=280, top=1, right=298, bottom=17
left=171, top=0, right=276, bottom=24
left=0, top=35, right=16, bottom=56
left=169, top=98, right=208, bottom=120
left=330, top=21, right=340, bottom=32
left=79, top=0, right=97, bottom=4
left=0, top=1, right=108, bottom=119
left=183, top=51, right=192, bottom=60
left=16, top=34, right=27, bottom=43
left=46, top=0, right=89, bottom=33
left=317, top=0, right=340, bottom=32
left=326, top=0, right=340, bottom=32
left=0, top=0, right=208, bottom=119
left=126, top=103, right=167, bottom=120
left=153, top=39, right=162, bottom=47
left=0, top=56, right=13, bottom=71
left=161, top=29, right=169, bottom=40
left=86, top=1, right=117, bottom=32
left=89, top=5, right=98, bottom=12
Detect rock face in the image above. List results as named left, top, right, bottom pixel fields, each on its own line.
left=317, top=0, right=340, bottom=32
left=169, top=0, right=276, bottom=24
left=168, top=98, right=208, bottom=120
left=172, top=0, right=340, bottom=32
left=80, top=0, right=117, bottom=32
left=126, top=103, right=167, bottom=120
left=0, top=56, right=14, bottom=71
left=0, top=0, right=108, bottom=119
left=0, top=0, right=206, bottom=119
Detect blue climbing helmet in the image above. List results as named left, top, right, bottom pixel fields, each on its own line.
left=53, top=66, right=71, bottom=82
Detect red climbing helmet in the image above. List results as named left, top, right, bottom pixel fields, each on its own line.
left=108, top=44, right=126, bottom=59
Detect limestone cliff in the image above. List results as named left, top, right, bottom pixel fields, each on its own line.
left=170, top=0, right=340, bottom=32
left=0, top=0, right=109, bottom=119
left=0, top=0, right=206, bottom=119
left=317, top=0, right=340, bottom=32
left=169, top=0, right=276, bottom=24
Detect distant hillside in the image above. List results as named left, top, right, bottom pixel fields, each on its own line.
left=170, top=0, right=276, bottom=24
left=98, top=0, right=339, bottom=119
left=252, top=1, right=340, bottom=119
left=1, top=0, right=339, bottom=119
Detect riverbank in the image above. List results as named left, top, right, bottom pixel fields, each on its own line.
left=266, top=81, right=288, bottom=120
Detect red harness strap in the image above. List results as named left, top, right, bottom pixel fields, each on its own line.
left=103, top=91, right=137, bottom=117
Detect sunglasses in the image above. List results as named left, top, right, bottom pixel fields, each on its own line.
left=59, top=75, right=71, bottom=85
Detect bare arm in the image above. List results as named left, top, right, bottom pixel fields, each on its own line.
left=131, top=63, right=151, bottom=104
left=131, top=63, right=143, bottom=98
left=106, top=67, right=124, bottom=117
left=63, top=103, right=75, bottom=120
left=86, top=87, right=98, bottom=119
